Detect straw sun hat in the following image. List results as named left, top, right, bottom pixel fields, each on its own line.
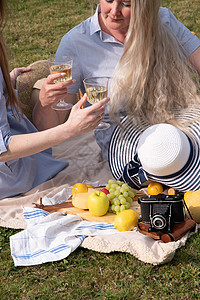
left=16, top=60, right=50, bottom=121
left=108, top=119, right=194, bottom=190
left=137, top=123, right=191, bottom=176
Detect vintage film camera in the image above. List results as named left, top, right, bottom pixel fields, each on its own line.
left=138, top=193, right=185, bottom=233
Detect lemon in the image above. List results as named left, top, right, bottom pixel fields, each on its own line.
left=184, top=190, right=194, bottom=203
left=72, top=183, right=88, bottom=195
left=114, top=209, right=139, bottom=231
left=147, top=182, right=163, bottom=195
left=184, top=189, right=200, bottom=223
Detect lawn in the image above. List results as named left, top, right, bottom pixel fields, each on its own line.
left=0, top=0, right=200, bottom=299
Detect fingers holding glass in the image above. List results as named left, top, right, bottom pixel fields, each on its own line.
left=83, top=77, right=110, bottom=130
left=48, top=56, right=73, bottom=110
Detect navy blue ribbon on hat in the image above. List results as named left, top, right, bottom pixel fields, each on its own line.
left=119, top=153, right=149, bottom=189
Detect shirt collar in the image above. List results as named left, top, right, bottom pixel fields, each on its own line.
left=90, top=4, right=123, bottom=45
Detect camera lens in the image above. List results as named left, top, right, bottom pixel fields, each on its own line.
left=151, top=215, right=167, bottom=230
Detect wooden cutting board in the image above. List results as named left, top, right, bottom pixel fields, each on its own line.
left=36, top=192, right=144, bottom=224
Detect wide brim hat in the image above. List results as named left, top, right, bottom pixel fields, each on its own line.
left=108, top=117, right=199, bottom=191
left=137, top=123, right=190, bottom=176
left=16, top=60, right=50, bottom=121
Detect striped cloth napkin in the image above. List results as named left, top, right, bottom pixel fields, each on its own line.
left=10, top=207, right=118, bottom=266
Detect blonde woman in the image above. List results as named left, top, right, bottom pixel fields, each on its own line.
left=107, top=0, right=200, bottom=192
left=0, top=0, right=109, bottom=199
left=35, top=0, right=200, bottom=130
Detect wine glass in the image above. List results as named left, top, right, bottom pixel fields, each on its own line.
left=83, top=76, right=110, bottom=130
left=48, top=56, right=73, bottom=110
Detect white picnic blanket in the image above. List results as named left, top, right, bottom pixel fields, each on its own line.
left=1, top=130, right=199, bottom=265
left=9, top=185, right=199, bottom=266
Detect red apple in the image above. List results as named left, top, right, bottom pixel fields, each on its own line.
left=101, top=188, right=110, bottom=195
left=87, top=191, right=109, bottom=217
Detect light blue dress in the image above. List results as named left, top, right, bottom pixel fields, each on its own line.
left=0, top=69, right=68, bottom=199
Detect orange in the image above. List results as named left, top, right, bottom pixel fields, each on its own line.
left=168, top=188, right=176, bottom=195
left=72, top=183, right=88, bottom=195
left=147, top=182, right=163, bottom=195
left=86, top=184, right=94, bottom=188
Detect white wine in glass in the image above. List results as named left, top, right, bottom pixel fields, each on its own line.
left=48, top=56, right=73, bottom=110
left=83, top=77, right=110, bottom=130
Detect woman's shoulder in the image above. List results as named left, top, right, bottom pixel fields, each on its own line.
left=61, top=15, right=94, bottom=42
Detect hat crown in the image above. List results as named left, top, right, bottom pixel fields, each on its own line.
left=137, top=123, right=191, bottom=176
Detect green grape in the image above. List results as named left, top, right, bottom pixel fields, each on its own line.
left=116, top=180, right=123, bottom=186
left=111, top=204, right=116, bottom=211
left=123, top=191, right=128, bottom=198
left=128, top=189, right=136, bottom=198
left=120, top=205, right=126, bottom=212
left=127, top=196, right=133, bottom=203
left=111, top=183, right=118, bottom=189
left=120, top=187, right=126, bottom=193
left=122, top=184, right=129, bottom=191
left=114, top=190, right=121, bottom=197
left=115, top=205, right=120, bottom=213
left=109, top=193, right=115, bottom=200
left=108, top=179, right=116, bottom=185
left=106, top=184, right=111, bottom=190
left=107, top=179, right=137, bottom=214
left=110, top=199, right=115, bottom=205
left=114, top=199, right=120, bottom=206
left=120, top=197, right=126, bottom=205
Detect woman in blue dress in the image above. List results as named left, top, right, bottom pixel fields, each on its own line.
left=0, top=0, right=109, bottom=199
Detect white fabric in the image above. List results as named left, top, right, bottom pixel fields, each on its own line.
left=10, top=207, right=116, bottom=267
left=9, top=185, right=199, bottom=266
left=137, top=123, right=191, bottom=176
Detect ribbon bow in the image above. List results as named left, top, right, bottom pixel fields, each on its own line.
left=119, top=153, right=148, bottom=189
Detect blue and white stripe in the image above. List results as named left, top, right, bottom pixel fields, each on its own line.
left=10, top=207, right=117, bottom=266
left=108, top=114, right=200, bottom=192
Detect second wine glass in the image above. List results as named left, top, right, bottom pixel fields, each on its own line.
left=83, top=76, right=110, bottom=130
left=48, top=56, right=73, bottom=110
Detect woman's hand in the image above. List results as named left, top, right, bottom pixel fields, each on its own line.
left=39, top=73, right=76, bottom=107
left=10, top=67, right=31, bottom=89
left=65, top=94, right=110, bottom=137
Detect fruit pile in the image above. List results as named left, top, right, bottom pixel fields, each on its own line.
left=105, top=179, right=136, bottom=214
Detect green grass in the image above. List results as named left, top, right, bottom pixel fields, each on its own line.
left=1, top=0, right=200, bottom=299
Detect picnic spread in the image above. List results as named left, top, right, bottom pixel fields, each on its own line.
left=0, top=130, right=199, bottom=266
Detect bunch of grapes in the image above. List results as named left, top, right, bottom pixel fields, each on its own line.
left=105, top=179, right=136, bottom=214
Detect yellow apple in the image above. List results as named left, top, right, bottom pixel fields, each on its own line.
left=87, top=191, right=109, bottom=217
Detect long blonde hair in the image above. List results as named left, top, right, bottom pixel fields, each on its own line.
left=109, top=0, right=200, bottom=128
left=0, top=0, right=21, bottom=118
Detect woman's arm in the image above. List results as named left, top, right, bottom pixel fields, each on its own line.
left=0, top=95, right=109, bottom=162
left=32, top=73, right=77, bottom=130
